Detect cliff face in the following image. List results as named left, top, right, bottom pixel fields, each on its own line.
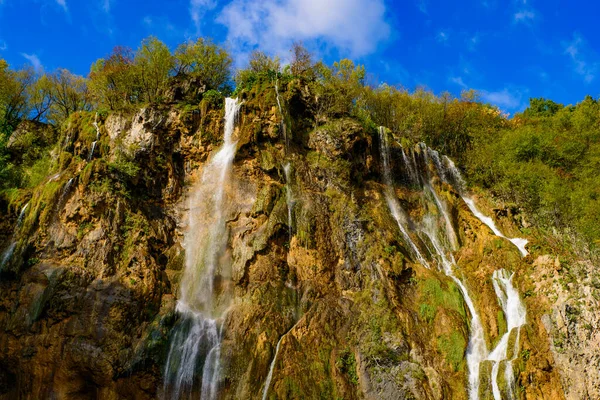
left=0, top=79, right=585, bottom=399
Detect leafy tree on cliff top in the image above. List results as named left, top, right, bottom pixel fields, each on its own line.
left=135, top=36, right=174, bottom=103
left=174, top=38, right=232, bottom=91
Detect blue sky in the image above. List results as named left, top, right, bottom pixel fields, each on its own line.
left=0, top=0, right=599, bottom=113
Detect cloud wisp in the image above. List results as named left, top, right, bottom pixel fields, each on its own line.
left=217, top=0, right=390, bottom=61
left=55, top=0, right=68, bottom=12
left=564, top=33, right=598, bottom=83
left=513, top=9, right=535, bottom=23
left=21, top=53, right=43, bottom=73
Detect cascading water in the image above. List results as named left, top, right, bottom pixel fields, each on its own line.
left=379, top=127, right=429, bottom=267
left=274, top=79, right=287, bottom=150
left=261, top=318, right=301, bottom=400
left=383, top=137, right=531, bottom=400
left=420, top=215, right=487, bottom=400
left=442, top=157, right=528, bottom=257
left=486, top=269, right=527, bottom=400
left=163, top=98, right=241, bottom=400
left=401, top=146, right=419, bottom=185
left=88, top=113, right=100, bottom=162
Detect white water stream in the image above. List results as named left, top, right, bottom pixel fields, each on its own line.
left=379, top=128, right=429, bottom=267
left=163, top=98, right=241, bottom=400
left=442, top=156, right=528, bottom=257
left=88, top=113, right=101, bottom=161
left=0, top=202, right=29, bottom=270
left=487, top=269, right=527, bottom=400
left=389, top=139, right=530, bottom=399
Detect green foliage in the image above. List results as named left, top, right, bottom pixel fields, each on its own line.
left=336, top=350, right=359, bottom=385
left=88, top=46, right=139, bottom=110
left=522, top=97, right=563, bottom=118
left=419, top=278, right=467, bottom=321
left=174, top=38, right=232, bottom=91
left=437, top=331, right=467, bottom=372
left=202, top=89, right=223, bottom=108
left=135, top=36, right=174, bottom=103
left=466, top=95, right=600, bottom=246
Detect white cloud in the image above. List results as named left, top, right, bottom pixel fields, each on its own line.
left=514, top=9, right=535, bottom=22
left=21, top=53, right=43, bottom=73
left=564, top=33, right=598, bottom=83
left=190, top=0, right=215, bottom=33
left=481, top=88, right=522, bottom=110
left=217, top=0, right=390, bottom=60
left=0, top=41, right=6, bottom=51
left=56, top=0, right=67, bottom=12
left=102, top=0, right=111, bottom=13
left=417, top=0, right=427, bottom=14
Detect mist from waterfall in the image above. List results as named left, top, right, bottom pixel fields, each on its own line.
left=163, top=98, right=241, bottom=400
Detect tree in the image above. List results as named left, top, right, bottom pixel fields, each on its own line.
left=43, top=69, right=92, bottom=123
left=135, top=36, right=174, bottom=103
left=289, top=42, right=313, bottom=78
left=89, top=46, right=139, bottom=110
left=522, top=97, right=563, bottom=117
left=247, top=50, right=280, bottom=74
left=0, top=60, right=35, bottom=133
left=174, top=38, right=232, bottom=91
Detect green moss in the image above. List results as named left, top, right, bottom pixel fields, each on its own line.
left=336, top=349, right=359, bottom=386
left=419, top=303, right=436, bottom=323
left=437, top=331, right=467, bottom=372
left=419, top=278, right=467, bottom=322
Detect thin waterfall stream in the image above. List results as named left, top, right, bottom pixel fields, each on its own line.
left=163, top=98, right=241, bottom=400
left=0, top=202, right=29, bottom=270
left=379, top=127, right=429, bottom=267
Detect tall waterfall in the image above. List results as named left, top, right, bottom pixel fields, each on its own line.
left=163, top=98, right=241, bottom=400
left=420, top=214, right=487, bottom=400
left=379, top=133, right=531, bottom=400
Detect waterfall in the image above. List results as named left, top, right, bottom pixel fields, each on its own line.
left=400, top=146, right=419, bottom=185
left=262, top=335, right=283, bottom=400
left=88, top=113, right=100, bottom=162
left=442, top=157, right=528, bottom=257
left=486, top=269, right=526, bottom=400
left=379, top=127, right=429, bottom=267
left=425, top=184, right=458, bottom=250
left=0, top=242, right=16, bottom=270
left=17, top=203, right=29, bottom=227
left=88, top=141, right=97, bottom=162
left=420, top=216, right=487, bottom=400
left=283, top=162, right=294, bottom=240
left=163, top=98, right=241, bottom=400
left=0, top=202, right=30, bottom=271
left=274, top=79, right=287, bottom=149
left=390, top=138, right=505, bottom=399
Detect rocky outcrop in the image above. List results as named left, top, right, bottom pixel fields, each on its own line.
left=0, top=78, right=581, bottom=399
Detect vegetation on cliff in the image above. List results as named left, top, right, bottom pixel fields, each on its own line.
left=0, top=34, right=598, bottom=399
left=2, top=36, right=599, bottom=252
